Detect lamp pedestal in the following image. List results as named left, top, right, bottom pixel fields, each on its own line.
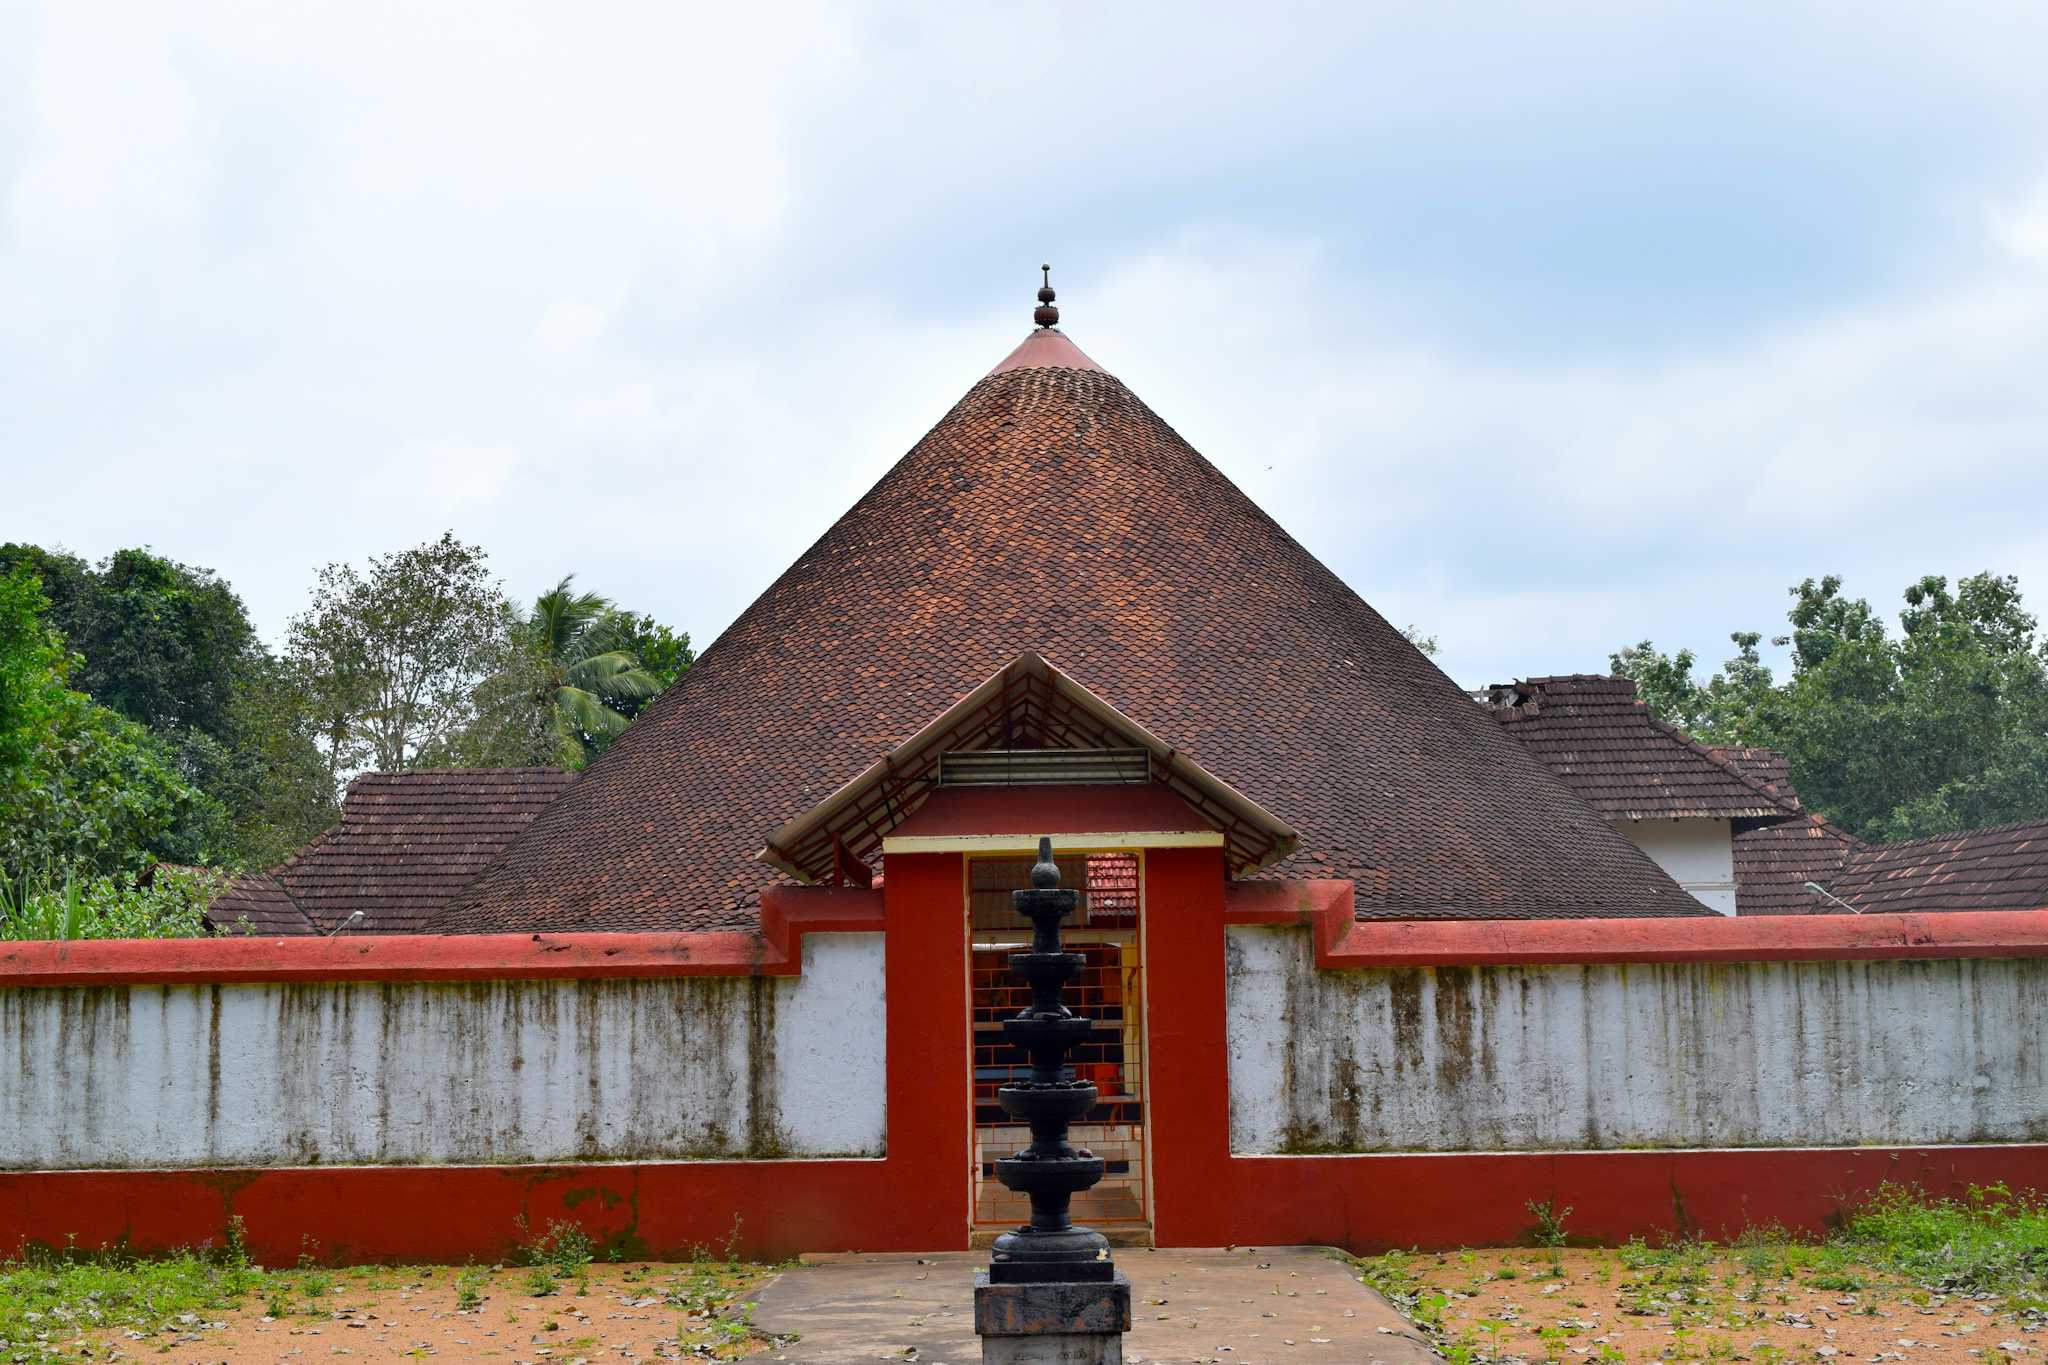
left=974, top=837, right=1132, bottom=1365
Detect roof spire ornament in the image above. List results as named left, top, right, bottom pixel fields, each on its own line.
left=1033, top=264, right=1059, bottom=328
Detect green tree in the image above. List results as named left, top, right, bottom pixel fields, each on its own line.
left=0, top=564, right=67, bottom=804
left=1, top=866, right=222, bottom=941
left=0, top=543, right=333, bottom=867
left=608, top=612, right=694, bottom=705
left=1610, top=631, right=1777, bottom=743
left=1615, top=571, right=2048, bottom=843
left=211, top=657, right=343, bottom=868
left=52, top=547, right=253, bottom=735
left=1610, top=640, right=1709, bottom=733
left=285, top=532, right=516, bottom=778
left=0, top=566, right=224, bottom=880
left=525, top=578, right=664, bottom=756
left=439, top=581, right=687, bottom=769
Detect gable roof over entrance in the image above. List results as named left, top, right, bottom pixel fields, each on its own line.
left=444, top=308, right=1706, bottom=933
left=757, top=651, right=1297, bottom=884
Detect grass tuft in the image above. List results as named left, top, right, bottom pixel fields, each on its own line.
left=1837, top=1181, right=2048, bottom=1297
left=0, top=1226, right=260, bottom=1364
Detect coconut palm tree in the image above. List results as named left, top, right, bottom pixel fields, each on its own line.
left=523, top=576, right=662, bottom=764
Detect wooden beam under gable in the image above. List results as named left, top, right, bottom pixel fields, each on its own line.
left=753, top=652, right=1299, bottom=884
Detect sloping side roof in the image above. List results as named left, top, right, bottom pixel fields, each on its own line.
left=205, top=869, right=314, bottom=935
left=1731, top=814, right=1863, bottom=915
left=446, top=344, right=1706, bottom=932
left=215, top=769, right=574, bottom=934
left=1488, top=676, right=1796, bottom=822
left=1706, top=746, right=1802, bottom=810
left=1829, top=818, right=2048, bottom=915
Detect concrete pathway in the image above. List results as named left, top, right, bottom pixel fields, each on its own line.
left=747, top=1246, right=1438, bottom=1364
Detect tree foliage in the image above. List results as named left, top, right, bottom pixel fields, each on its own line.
left=211, top=656, right=345, bottom=869
left=608, top=613, right=693, bottom=704
left=1400, top=624, right=1440, bottom=659
left=524, top=576, right=662, bottom=754
left=10, top=546, right=256, bottom=736
left=3, top=529, right=692, bottom=895
left=438, top=577, right=685, bottom=769
left=0, top=543, right=334, bottom=869
left=0, top=565, right=225, bottom=880
left=286, top=532, right=517, bottom=778
left=1614, top=571, right=2048, bottom=842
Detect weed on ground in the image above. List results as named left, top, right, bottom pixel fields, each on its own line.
left=1355, top=1184, right=2048, bottom=1365
left=0, top=1232, right=259, bottom=1363
left=0, top=1223, right=786, bottom=1364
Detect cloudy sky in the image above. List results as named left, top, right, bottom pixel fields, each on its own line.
left=6, top=3, right=2048, bottom=690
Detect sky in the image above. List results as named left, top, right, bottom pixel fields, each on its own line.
left=6, top=2, right=2048, bottom=691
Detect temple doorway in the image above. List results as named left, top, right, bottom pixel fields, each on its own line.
left=967, top=849, right=1151, bottom=1241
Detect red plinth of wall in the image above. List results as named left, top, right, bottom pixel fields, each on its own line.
left=1217, top=1146, right=2048, bottom=1251
left=0, top=1160, right=936, bottom=1264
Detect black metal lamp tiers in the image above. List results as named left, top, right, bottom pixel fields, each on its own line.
left=986, top=836, right=1115, bottom=1284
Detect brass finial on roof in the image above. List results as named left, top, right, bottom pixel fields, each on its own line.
left=1033, top=264, right=1059, bottom=328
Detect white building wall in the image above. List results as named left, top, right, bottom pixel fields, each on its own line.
left=0, top=933, right=886, bottom=1171
left=1622, top=817, right=1736, bottom=914
left=1226, top=924, right=2048, bottom=1154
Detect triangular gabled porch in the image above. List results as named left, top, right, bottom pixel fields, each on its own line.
left=756, top=651, right=1297, bottom=1245
left=756, top=650, right=1298, bottom=888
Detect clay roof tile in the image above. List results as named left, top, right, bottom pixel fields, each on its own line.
left=212, top=768, right=574, bottom=934
left=443, top=330, right=1707, bottom=931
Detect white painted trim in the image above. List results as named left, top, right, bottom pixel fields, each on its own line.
left=883, top=830, right=1226, bottom=855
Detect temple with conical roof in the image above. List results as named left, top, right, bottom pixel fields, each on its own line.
left=201, top=272, right=1721, bottom=1252
left=436, top=273, right=1703, bottom=936
left=41, top=272, right=2048, bottom=1267
left=442, top=273, right=1706, bottom=1246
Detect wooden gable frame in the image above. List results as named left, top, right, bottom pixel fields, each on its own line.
left=755, top=652, right=1299, bottom=886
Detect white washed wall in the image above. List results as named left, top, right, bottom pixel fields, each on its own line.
left=1623, top=819, right=1737, bottom=915
left=0, top=933, right=886, bottom=1170
left=1226, top=925, right=2048, bottom=1154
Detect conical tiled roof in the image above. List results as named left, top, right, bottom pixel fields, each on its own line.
left=445, top=325, right=1705, bottom=931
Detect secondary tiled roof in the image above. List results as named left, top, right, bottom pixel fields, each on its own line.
left=214, top=769, right=574, bottom=934
left=1487, top=676, right=1796, bottom=823
left=1706, top=746, right=1802, bottom=810
left=1829, top=819, right=2048, bottom=915
left=205, top=869, right=314, bottom=935
left=1485, top=677, right=2048, bottom=916
left=1729, top=801, right=2048, bottom=918
left=445, top=325, right=1707, bottom=932
left=1731, top=814, right=1863, bottom=915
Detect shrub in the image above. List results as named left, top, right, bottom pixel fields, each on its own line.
left=0, top=866, right=220, bottom=941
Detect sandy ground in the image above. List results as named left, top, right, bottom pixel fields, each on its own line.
left=1408, top=1248, right=2048, bottom=1364
left=80, top=1263, right=778, bottom=1365
left=64, top=1245, right=2048, bottom=1364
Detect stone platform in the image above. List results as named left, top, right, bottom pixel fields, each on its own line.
left=746, top=1246, right=1439, bottom=1364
